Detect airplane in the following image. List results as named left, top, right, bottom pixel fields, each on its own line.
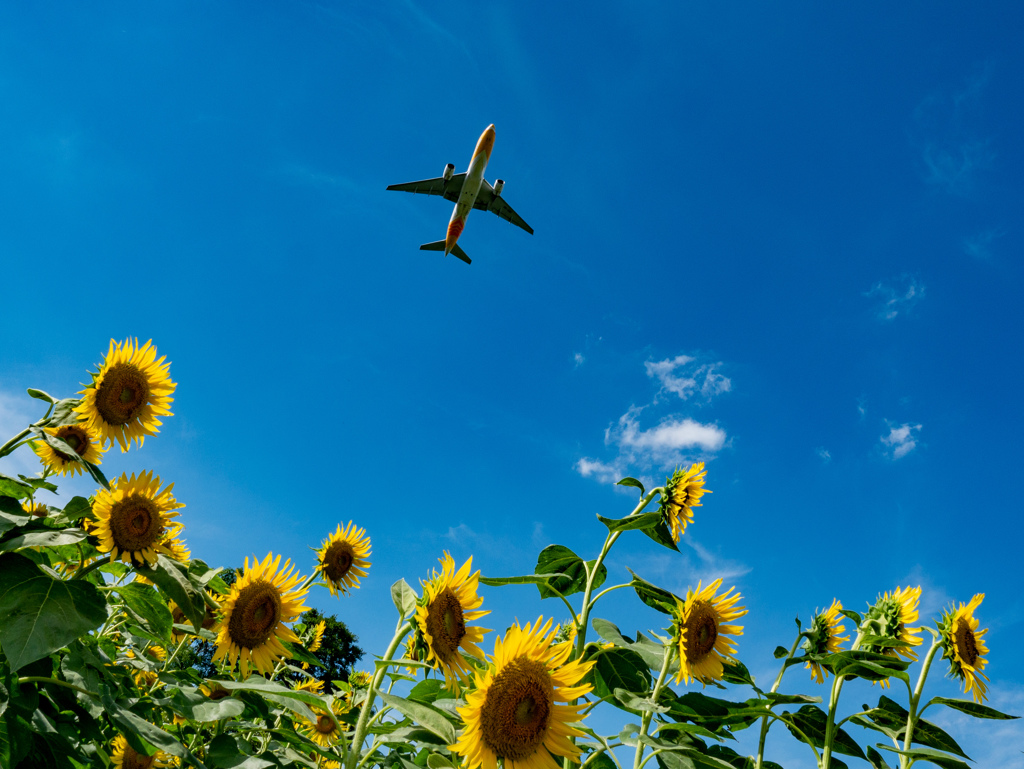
left=386, top=124, right=533, bottom=265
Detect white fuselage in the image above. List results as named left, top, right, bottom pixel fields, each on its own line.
left=445, top=124, right=495, bottom=255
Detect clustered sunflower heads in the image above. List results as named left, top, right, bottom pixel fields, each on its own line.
left=450, top=617, right=595, bottom=769
left=75, top=338, right=176, bottom=452
left=659, top=462, right=711, bottom=544
left=110, top=734, right=172, bottom=769
left=407, top=553, right=491, bottom=692
left=861, top=585, right=924, bottom=661
left=671, top=578, right=747, bottom=686
left=88, top=470, right=186, bottom=567
left=299, top=698, right=350, bottom=747
left=212, top=553, right=310, bottom=677
left=802, top=599, right=849, bottom=684
left=30, top=423, right=106, bottom=477
left=938, top=593, right=990, bottom=703
left=315, top=521, right=372, bottom=597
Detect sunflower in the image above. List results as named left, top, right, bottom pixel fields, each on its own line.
left=349, top=670, right=372, bottom=690
left=30, top=423, right=106, bottom=477
left=862, top=585, right=923, bottom=662
left=295, top=676, right=325, bottom=694
left=450, top=617, right=594, bottom=769
left=169, top=592, right=219, bottom=642
left=300, top=618, right=328, bottom=670
left=212, top=553, right=310, bottom=677
left=659, top=463, right=711, bottom=543
left=89, top=471, right=186, bottom=566
left=802, top=599, right=849, bottom=684
left=110, top=734, right=172, bottom=769
left=408, top=553, right=490, bottom=692
left=22, top=501, right=48, bottom=518
left=938, top=593, right=990, bottom=703
left=315, top=522, right=371, bottom=596
left=75, top=338, right=176, bottom=452
left=299, top=698, right=350, bottom=747
left=671, top=578, right=747, bottom=686
left=199, top=681, right=232, bottom=701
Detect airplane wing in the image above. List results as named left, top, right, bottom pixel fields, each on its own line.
left=473, top=181, right=534, bottom=234
left=386, top=174, right=466, bottom=203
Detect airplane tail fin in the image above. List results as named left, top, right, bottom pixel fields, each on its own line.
left=419, top=240, right=471, bottom=265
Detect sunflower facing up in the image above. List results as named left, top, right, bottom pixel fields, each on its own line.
left=299, top=698, right=350, bottom=747
left=75, top=338, right=176, bottom=452
left=212, top=553, right=310, bottom=677
left=407, top=553, right=490, bottom=692
left=315, top=521, right=371, bottom=597
left=671, top=578, right=747, bottom=686
left=938, top=593, right=990, bottom=703
left=802, top=599, right=849, bottom=684
left=30, top=423, right=106, bottom=477
left=89, top=471, right=186, bottom=567
left=658, top=462, right=711, bottom=544
left=110, top=734, right=172, bottom=769
left=450, top=617, right=594, bottom=769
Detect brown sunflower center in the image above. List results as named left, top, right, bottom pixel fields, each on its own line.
left=109, top=495, right=165, bottom=555
left=52, top=425, right=89, bottom=461
left=227, top=580, right=282, bottom=649
left=121, top=743, right=157, bottom=769
left=425, top=587, right=465, bottom=662
left=315, top=714, right=336, bottom=734
left=683, top=601, right=718, bottom=661
left=954, top=618, right=979, bottom=667
left=206, top=686, right=230, bottom=701
left=323, top=541, right=355, bottom=582
left=480, top=657, right=553, bottom=761
left=95, top=363, right=150, bottom=426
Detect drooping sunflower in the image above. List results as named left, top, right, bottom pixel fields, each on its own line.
left=659, top=462, right=711, bottom=543
left=862, top=585, right=924, bottom=662
left=212, top=553, right=310, bottom=677
left=169, top=592, right=219, bottom=642
left=295, top=676, right=325, bottom=694
left=671, top=578, right=747, bottom=686
left=301, top=618, right=328, bottom=670
left=803, top=599, right=849, bottom=684
left=450, top=617, right=594, bottom=769
left=30, top=423, right=106, bottom=477
left=200, top=680, right=232, bottom=701
left=89, top=471, right=186, bottom=566
left=75, top=338, right=176, bottom=452
left=407, top=553, right=491, bottom=692
left=22, top=501, right=48, bottom=518
left=110, top=734, right=172, bottom=769
left=938, top=593, right=990, bottom=703
left=299, top=698, right=350, bottom=747
left=315, top=521, right=371, bottom=596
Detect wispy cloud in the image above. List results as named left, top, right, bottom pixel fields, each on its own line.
left=865, top=275, right=925, bottom=321
left=644, top=354, right=731, bottom=402
left=574, top=457, right=623, bottom=484
left=962, top=228, right=1006, bottom=260
left=630, top=539, right=752, bottom=595
left=573, top=352, right=586, bottom=369
left=857, top=395, right=868, bottom=420
left=881, top=421, right=922, bottom=460
left=816, top=447, right=832, bottom=463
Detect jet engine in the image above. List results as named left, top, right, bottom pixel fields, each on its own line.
left=493, top=179, right=505, bottom=196
left=442, top=163, right=455, bottom=181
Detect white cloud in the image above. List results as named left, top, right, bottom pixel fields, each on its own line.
left=574, top=457, right=623, bottom=484
left=573, top=352, right=585, bottom=368
left=962, top=228, right=1005, bottom=260
left=816, top=447, right=832, bottom=463
left=865, top=275, right=925, bottom=321
left=881, top=421, right=922, bottom=460
left=644, top=354, right=731, bottom=401
left=609, top=408, right=727, bottom=457
left=857, top=395, right=867, bottom=420
left=923, top=139, right=995, bottom=195
left=631, top=539, right=752, bottom=596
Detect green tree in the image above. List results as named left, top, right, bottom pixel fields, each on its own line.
left=289, top=608, right=364, bottom=693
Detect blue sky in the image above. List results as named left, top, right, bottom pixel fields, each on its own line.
left=1, top=3, right=1022, bottom=765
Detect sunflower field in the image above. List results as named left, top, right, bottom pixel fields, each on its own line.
left=0, top=339, right=1016, bottom=769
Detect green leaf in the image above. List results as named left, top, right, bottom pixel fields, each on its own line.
left=0, top=528, right=88, bottom=552
left=628, top=570, right=678, bottom=615
left=426, top=754, right=454, bottom=769
left=378, top=692, right=456, bottom=744
left=853, top=696, right=969, bottom=759
left=614, top=688, right=669, bottom=714
left=839, top=609, right=863, bottom=625
left=616, top=477, right=646, bottom=494
left=720, top=658, right=757, bottom=689
left=820, top=650, right=911, bottom=683
left=40, top=398, right=80, bottom=427
left=60, top=497, right=93, bottom=523
left=875, top=746, right=970, bottom=769
left=534, top=545, right=606, bottom=599
left=171, top=688, right=246, bottom=722
left=136, top=554, right=205, bottom=631
left=15, top=475, right=57, bottom=493
left=590, top=618, right=668, bottom=671
left=0, top=509, right=32, bottom=535
left=589, top=647, right=652, bottom=699
left=391, top=578, right=418, bottom=618
left=773, top=646, right=790, bottom=659
left=640, top=518, right=680, bottom=552
left=781, top=705, right=866, bottom=760
left=925, top=696, right=1019, bottom=720
left=763, top=692, right=821, bottom=706
left=101, top=692, right=189, bottom=760
left=116, top=583, right=174, bottom=640
left=26, top=388, right=57, bottom=403
left=0, top=552, right=108, bottom=671
left=597, top=511, right=663, bottom=534
left=0, top=475, right=31, bottom=500
left=480, top=573, right=572, bottom=588
left=282, top=640, right=322, bottom=669
left=0, top=497, right=28, bottom=517
left=865, top=745, right=893, bottom=769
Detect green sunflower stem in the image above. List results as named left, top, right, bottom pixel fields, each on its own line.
left=72, top=557, right=109, bottom=581
left=0, top=427, right=31, bottom=459
left=162, top=635, right=191, bottom=672
left=755, top=632, right=802, bottom=769
left=899, top=637, right=942, bottom=769
left=345, top=619, right=412, bottom=769
left=632, top=641, right=676, bottom=769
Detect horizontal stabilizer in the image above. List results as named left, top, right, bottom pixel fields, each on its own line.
left=419, top=240, right=471, bottom=265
